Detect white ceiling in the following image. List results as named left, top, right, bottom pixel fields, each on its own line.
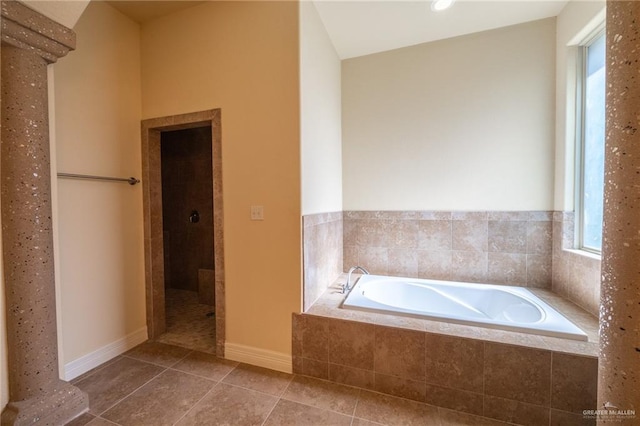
left=98, top=0, right=570, bottom=59
left=314, top=0, right=570, bottom=59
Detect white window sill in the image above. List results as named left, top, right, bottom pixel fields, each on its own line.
left=562, top=248, right=602, bottom=261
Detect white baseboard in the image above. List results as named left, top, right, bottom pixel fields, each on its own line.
left=224, top=343, right=292, bottom=374
left=64, top=327, right=148, bottom=381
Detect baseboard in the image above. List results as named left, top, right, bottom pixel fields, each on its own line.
left=224, top=343, right=292, bottom=374
left=63, top=327, right=148, bottom=381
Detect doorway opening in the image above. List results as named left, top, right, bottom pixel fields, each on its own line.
left=141, top=109, right=225, bottom=357
left=157, top=126, right=215, bottom=352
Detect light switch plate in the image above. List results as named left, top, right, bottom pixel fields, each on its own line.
left=250, top=205, right=264, bottom=220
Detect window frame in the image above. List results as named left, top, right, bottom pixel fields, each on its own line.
left=574, top=26, right=606, bottom=255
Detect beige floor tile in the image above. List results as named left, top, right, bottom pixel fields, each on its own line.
left=65, top=412, right=95, bottom=426
left=222, top=363, right=293, bottom=396
left=263, top=399, right=352, bottom=426
left=101, top=369, right=215, bottom=426
left=439, top=408, right=511, bottom=426
left=351, top=418, right=386, bottom=426
left=85, top=418, right=119, bottom=426
left=75, top=357, right=164, bottom=415
left=171, top=350, right=238, bottom=381
left=281, top=376, right=360, bottom=415
left=124, top=341, right=191, bottom=367
left=176, top=383, right=277, bottom=426
left=354, top=390, right=441, bottom=426
left=70, top=357, right=122, bottom=386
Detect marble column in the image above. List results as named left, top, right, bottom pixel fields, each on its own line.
left=599, top=1, right=640, bottom=424
left=1, top=1, right=88, bottom=424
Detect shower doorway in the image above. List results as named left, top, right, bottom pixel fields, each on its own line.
left=141, top=110, right=225, bottom=357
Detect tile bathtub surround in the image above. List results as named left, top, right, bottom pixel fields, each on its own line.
left=303, top=212, right=344, bottom=310
left=343, top=210, right=553, bottom=288
left=293, top=312, right=598, bottom=425
left=293, top=279, right=600, bottom=424
left=551, top=211, right=601, bottom=316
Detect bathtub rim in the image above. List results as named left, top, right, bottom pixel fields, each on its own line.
left=341, top=274, right=588, bottom=342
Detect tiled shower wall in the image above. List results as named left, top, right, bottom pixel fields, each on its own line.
left=343, top=211, right=553, bottom=288
left=552, top=212, right=601, bottom=316
left=302, top=212, right=343, bottom=310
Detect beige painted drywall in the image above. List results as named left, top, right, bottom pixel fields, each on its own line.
left=141, top=1, right=301, bottom=355
left=554, top=0, right=606, bottom=210
left=342, top=18, right=556, bottom=211
left=52, top=1, right=145, bottom=363
left=300, top=1, right=342, bottom=215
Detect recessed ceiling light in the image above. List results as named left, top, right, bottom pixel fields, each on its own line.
left=432, top=0, right=455, bottom=12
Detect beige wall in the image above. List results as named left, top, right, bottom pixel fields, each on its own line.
left=554, top=0, right=606, bottom=210
left=141, top=1, right=301, bottom=356
left=52, top=1, right=145, bottom=365
left=342, top=19, right=556, bottom=211
left=300, top=1, right=342, bottom=215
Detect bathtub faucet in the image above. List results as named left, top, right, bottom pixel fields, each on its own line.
left=342, top=266, right=370, bottom=294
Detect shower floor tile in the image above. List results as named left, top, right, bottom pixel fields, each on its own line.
left=155, top=288, right=216, bottom=354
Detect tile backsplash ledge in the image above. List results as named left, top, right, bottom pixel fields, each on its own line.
left=302, top=211, right=600, bottom=317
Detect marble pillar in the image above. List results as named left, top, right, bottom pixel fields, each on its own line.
left=599, top=1, right=640, bottom=424
left=0, top=1, right=88, bottom=424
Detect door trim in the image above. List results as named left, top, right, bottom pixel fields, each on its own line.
left=141, top=109, right=225, bottom=357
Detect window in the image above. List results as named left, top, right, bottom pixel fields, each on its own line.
left=576, top=31, right=606, bottom=253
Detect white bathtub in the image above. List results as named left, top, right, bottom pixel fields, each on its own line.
left=342, top=274, right=588, bottom=341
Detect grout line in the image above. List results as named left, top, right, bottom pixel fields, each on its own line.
left=549, top=353, right=554, bottom=426
left=120, top=354, right=178, bottom=370
left=71, top=355, right=122, bottom=386
left=482, top=341, right=486, bottom=418
left=94, top=365, right=167, bottom=418
left=93, top=416, right=121, bottom=425
left=259, top=393, right=281, bottom=426
left=171, top=381, right=220, bottom=426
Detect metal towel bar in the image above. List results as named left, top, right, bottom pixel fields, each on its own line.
left=57, top=173, right=140, bottom=185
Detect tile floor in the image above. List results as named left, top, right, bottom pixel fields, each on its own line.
left=67, top=341, right=514, bottom=426
left=155, top=288, right=216, bottom=353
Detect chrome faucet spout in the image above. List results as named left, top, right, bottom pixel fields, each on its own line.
left=342, top=266, right=370, bottom=294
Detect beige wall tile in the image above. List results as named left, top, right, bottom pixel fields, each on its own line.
left=302, top=315, right=329, bottom=362
left=551, top=353, right=598, bottom=413
left=418, top=250, right=452, bottom=280
left=483, top=395, right=550, bottom=426
left=527, top=221, right=552, bottom=254
left=374, top=326, right=425, bottom=380
left=451, top=251, right=487, bottom=282
left=488, top=220, right=527, bottom=253
left=388, top=248, right=419, bottom=277
left=484, top=343, right=551, bottom=406
left=329, top=363, right=375, bottom=390
left=329, top=320, right=376, bottom=369
left=374, top=373, right=426, bottom=402
left=487, top=253, right=526, bottom=285
left=425, top=384, right=483, bottom=416
left=425, top=334, right=483, bottom=393
left=452, top=220, right=488, bottom=252
left=418, top=220, right=452, bottom=251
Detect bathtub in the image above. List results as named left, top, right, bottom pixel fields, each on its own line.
left=341, top=274, right=588, bottom=341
